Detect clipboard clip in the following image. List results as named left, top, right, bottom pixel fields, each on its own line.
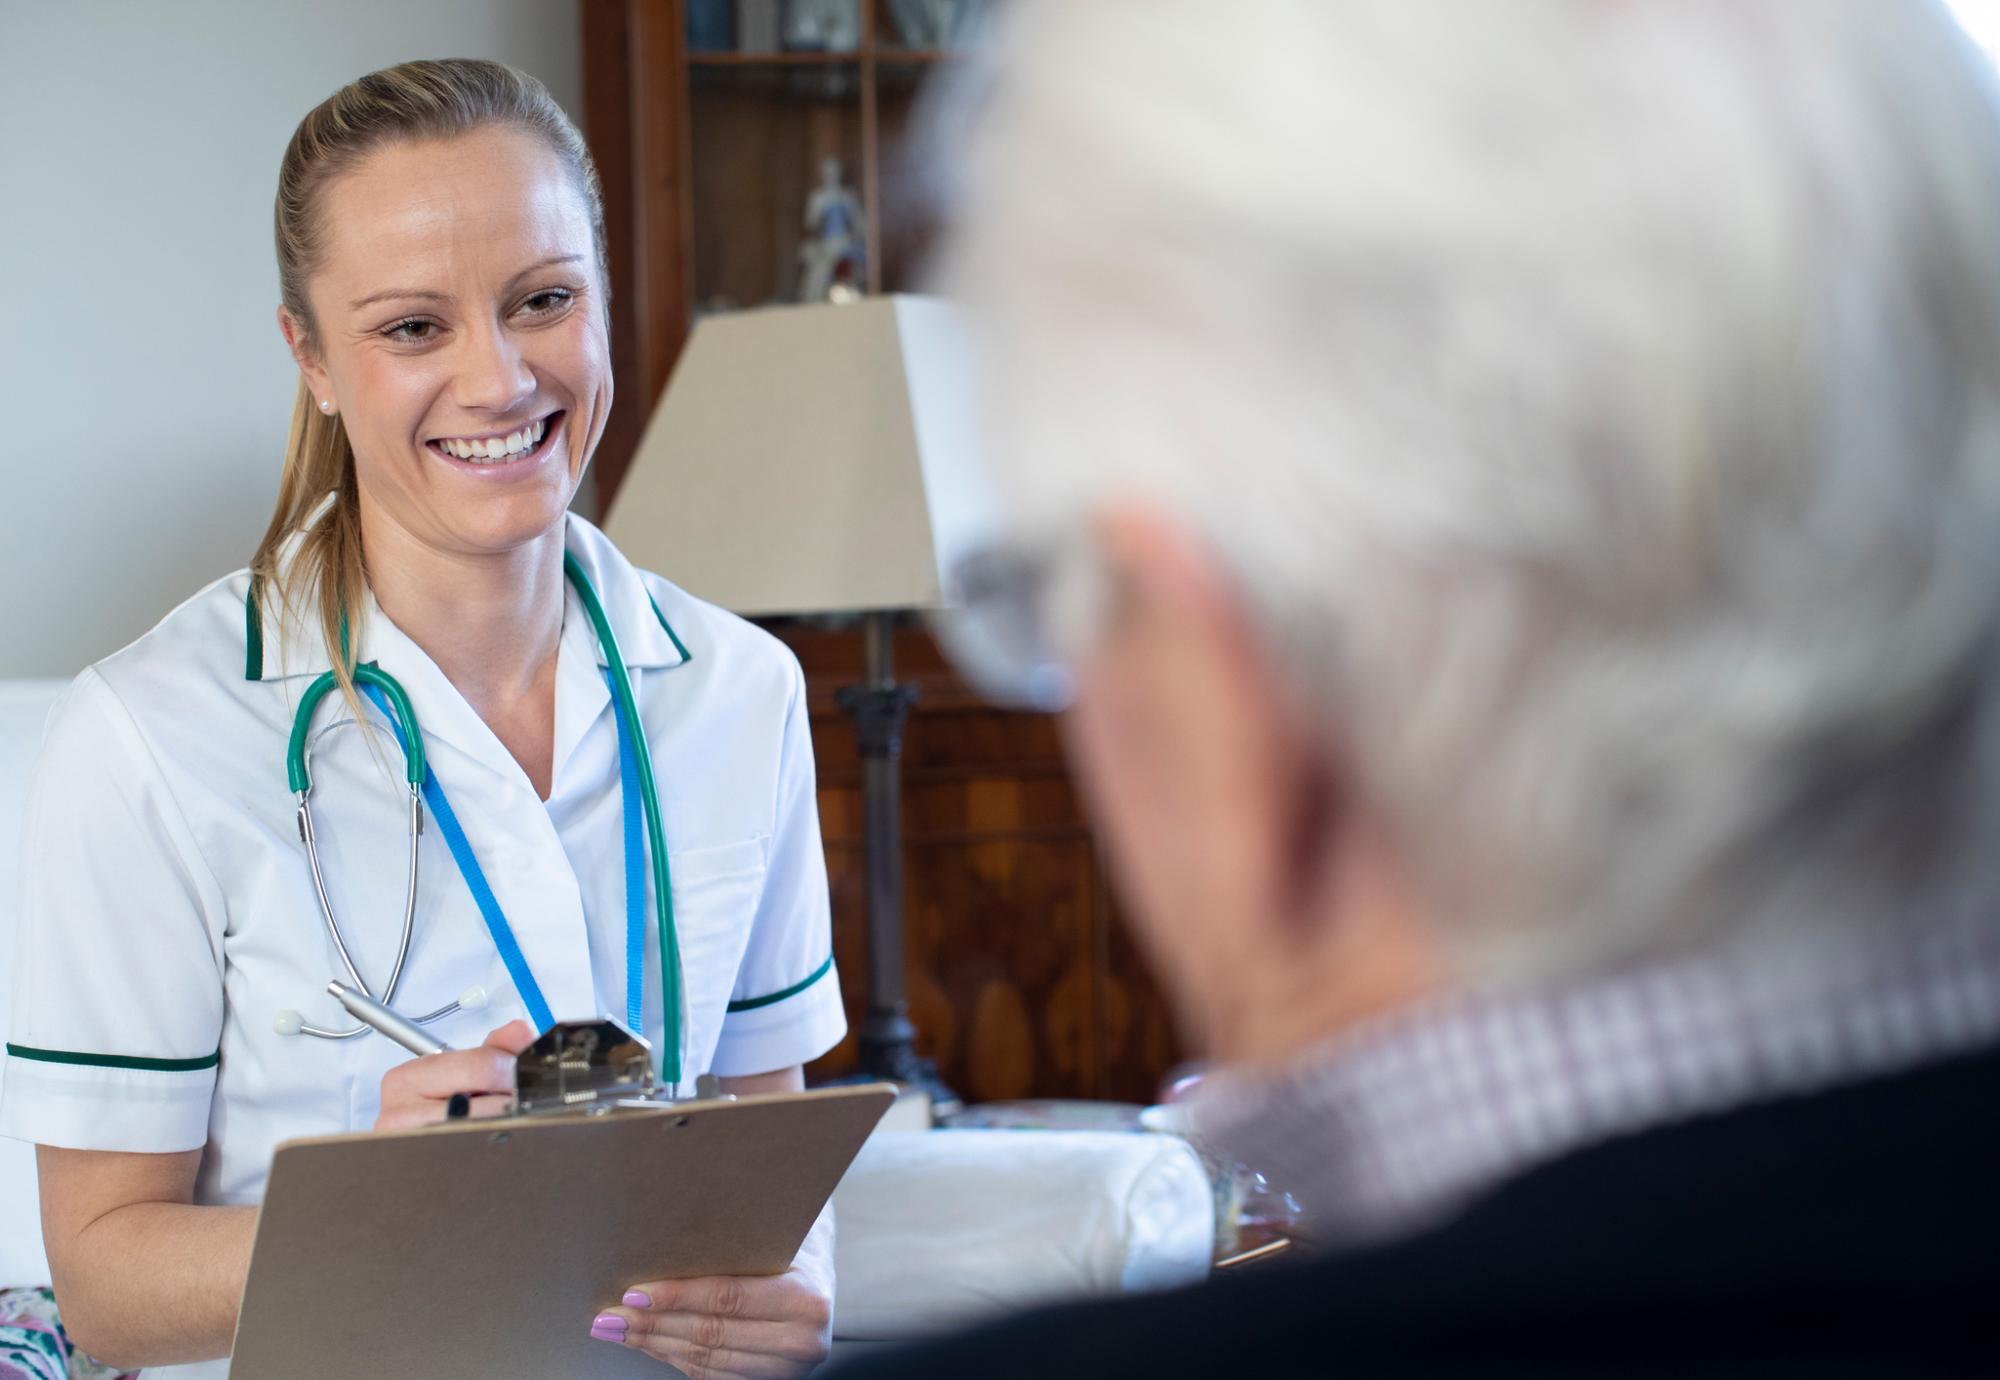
left=511, top=1018, right=733, bottom=1118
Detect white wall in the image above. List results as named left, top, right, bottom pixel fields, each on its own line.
left=0, top=0, right=583, bottom=678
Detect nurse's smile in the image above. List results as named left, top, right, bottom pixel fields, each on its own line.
left=427, top=409, right=562, bottom=471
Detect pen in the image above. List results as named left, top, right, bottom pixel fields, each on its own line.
left=327, top=980, right=452, bottom=1057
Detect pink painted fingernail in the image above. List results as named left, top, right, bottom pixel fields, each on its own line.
left=590, top=1313, right=627, bottom=1342
left=623, top=1290, right=652, bottom=1308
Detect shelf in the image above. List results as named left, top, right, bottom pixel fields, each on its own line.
left=689, top=51, right=858, bottom=66
left=689, top=64, right=868, bottom=101
left=686, top=48, right=961, bottom=66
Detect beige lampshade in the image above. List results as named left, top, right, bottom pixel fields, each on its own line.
left=604, top=295, right=994, bottom=616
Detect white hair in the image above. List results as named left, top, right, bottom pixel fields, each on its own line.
left=938, top=0, right=2000, bottom=981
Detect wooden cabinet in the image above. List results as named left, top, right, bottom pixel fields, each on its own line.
left=580, top=0, right=1183, bottom=1102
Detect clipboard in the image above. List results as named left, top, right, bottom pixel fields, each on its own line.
left=229, top=1083, right=896, bottom=1379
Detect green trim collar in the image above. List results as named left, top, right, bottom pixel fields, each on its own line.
left=8, top=1042, right=220, bottom=1073
left=244, top=577, right=264, bottom=681
left=649, top=593, right=693, bottom=663
left=726, top=954, right=835, bottom=1014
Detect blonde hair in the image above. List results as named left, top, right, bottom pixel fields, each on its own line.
left=250, top=58, right=604, bottom=696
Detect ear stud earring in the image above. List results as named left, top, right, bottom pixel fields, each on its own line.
left=319, top=398, right=335, bottom=415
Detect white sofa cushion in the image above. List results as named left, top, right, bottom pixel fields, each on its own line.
left=830, top=1128, right=1213, bottom=1340
left=0, top=680, right=67, bottom=1286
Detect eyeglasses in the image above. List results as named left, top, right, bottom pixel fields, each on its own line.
left=930, top=538, right=1108, bottom=714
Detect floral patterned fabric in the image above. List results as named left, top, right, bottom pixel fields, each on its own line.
left=0, top=1290, right=128, bottom=1380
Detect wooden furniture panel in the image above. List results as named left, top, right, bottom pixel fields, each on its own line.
left=582, top=0, right=694, bottom=506
left=1099, top=883, right=1184, bottom=1104
left=786, top=623, right=1182, bottom=1103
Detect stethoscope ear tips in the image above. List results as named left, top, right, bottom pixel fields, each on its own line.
left=274, top=1010, right=305, bottom=1037
left=457, top=984, right=489, bottom=1014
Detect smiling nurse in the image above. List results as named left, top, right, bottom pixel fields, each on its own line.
left=0, top=61, right=844, bottom=1377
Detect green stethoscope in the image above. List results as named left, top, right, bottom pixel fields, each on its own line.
left=271, top=552, right=683, bottom=1085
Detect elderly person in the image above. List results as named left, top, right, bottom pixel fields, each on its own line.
left=836, top=1, right=2000, bottom=1375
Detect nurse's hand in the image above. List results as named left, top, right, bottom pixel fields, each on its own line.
left=587, top=1266, right=833, bottom=1379
left=372, top=1019, right=538, bottom=1131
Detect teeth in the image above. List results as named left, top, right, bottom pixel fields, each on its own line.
left=436, top=416, right=552, bottom=464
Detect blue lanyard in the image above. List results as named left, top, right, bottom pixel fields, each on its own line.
left=359, top=679, right=647, bottom=1042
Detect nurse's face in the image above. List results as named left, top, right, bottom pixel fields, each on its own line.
left=280, top=125, right=611, bottom=558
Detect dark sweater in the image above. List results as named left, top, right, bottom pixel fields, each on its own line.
left=829, top=1045, right=2000, bottom=1378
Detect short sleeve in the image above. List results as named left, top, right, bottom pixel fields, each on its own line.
left=1, top=670, right=225, bottom=1153
left=709, top=653, right=846, bottom=1077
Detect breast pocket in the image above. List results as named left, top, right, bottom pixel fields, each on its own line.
left=665, top=837, right=769, bottom=1063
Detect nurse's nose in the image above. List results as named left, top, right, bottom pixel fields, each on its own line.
left=454, top=321, right=536, bottom=416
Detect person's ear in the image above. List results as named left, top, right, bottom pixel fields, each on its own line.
left=1079, top=509, right=1439, bottom=1061
left=1122, top=518, right=1347, bottom=940
left=1072, top=504, right=1343, bottom=1004
left=277, top=305, right=335, bottom=415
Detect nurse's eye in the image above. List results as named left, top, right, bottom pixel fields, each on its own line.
left=518, top=287, right=577, bottom=320
left=381, top=317, right=437, bottom=343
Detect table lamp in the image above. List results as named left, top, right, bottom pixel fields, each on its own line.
left=604, top=295, right=993, bottom=1102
